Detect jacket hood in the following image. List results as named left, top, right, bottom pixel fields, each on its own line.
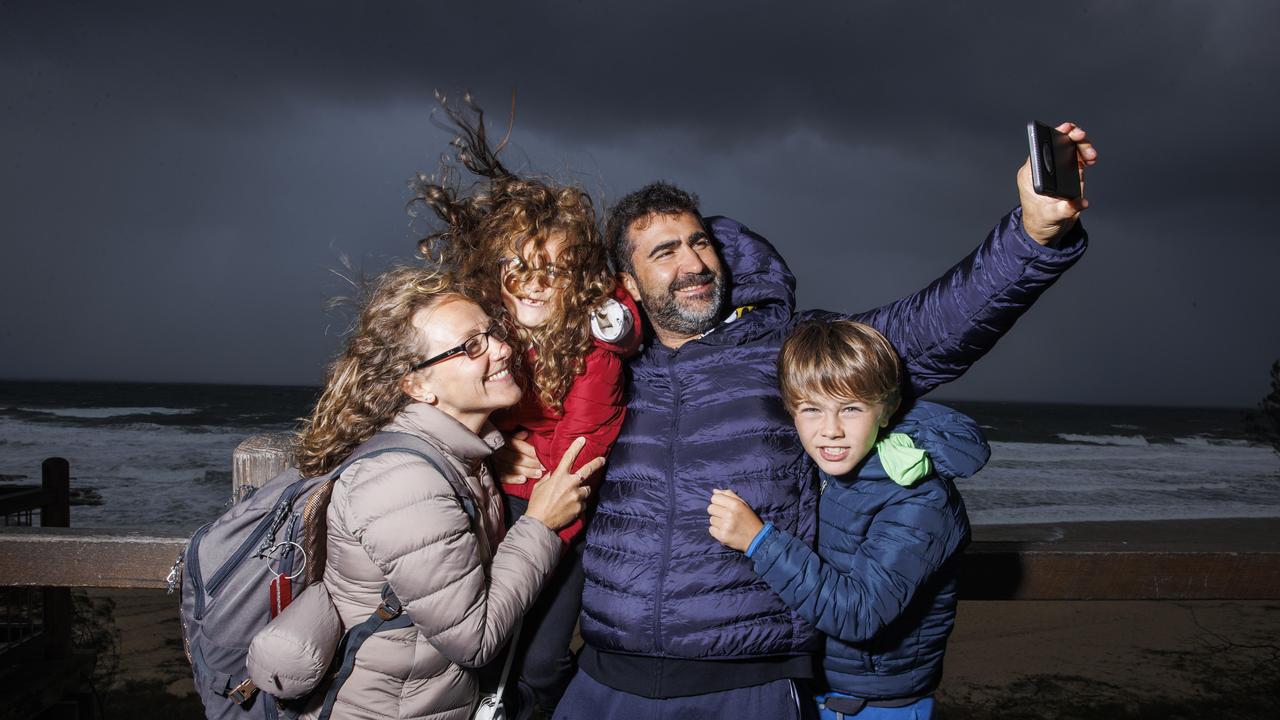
left=891, top=400, right=991, bottom=480
left=706, top=215, right=797, bottom=317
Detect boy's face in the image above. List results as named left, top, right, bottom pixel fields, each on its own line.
left=792, top=394, right=893, bottom=477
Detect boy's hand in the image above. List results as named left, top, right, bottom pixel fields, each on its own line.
left=707, top=489, right=765, bottom=552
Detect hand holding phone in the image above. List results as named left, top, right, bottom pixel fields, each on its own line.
left=1016, top=121, right=1099, bottom=246
left=1027, top=121, right=1082, bottom=199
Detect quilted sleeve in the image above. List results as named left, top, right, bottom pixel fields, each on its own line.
left=813, top=207, right=1087, bottom=398
left=750, top=492, right=964, bottom=644
left=545, top=346, right=626, bottom=545
left=342, top=454, right=561, bottom=667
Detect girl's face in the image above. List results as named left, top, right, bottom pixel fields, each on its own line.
left=500, top=232, right=568, bottom=330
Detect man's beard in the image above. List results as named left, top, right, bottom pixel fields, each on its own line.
left=640, top=269, right=727, bottom=337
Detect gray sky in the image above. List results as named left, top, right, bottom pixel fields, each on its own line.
left=1, top=1, right=1277, bottom=407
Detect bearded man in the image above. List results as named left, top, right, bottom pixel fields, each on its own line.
left=528, top=125, right=1098, bottom=719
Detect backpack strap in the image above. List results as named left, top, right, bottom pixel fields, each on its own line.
left=315, top=584, right=414, bottom=720
left=329, top=431, right=476, bottom=522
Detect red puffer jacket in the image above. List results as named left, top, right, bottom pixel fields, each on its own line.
left=495, top=288, right=641, bottom=545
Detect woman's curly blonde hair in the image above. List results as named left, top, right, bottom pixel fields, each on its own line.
left=295, top=266, right=461, bottom=477
left=410, top=96, right=613, bottom=412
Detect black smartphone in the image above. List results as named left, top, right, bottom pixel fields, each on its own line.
left=1026, top=121, right=1082, bottom=199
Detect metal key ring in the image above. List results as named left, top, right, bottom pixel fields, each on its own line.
left=262, top=540, right=308, bottom=581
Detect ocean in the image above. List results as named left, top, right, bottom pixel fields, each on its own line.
left=1, top=381, right=1276, bottom=532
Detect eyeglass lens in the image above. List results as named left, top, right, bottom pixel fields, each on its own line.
left=463, top=324, right=508, bottom=358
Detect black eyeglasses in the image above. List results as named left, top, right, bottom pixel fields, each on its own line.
left=411, top=322, right=510, bottom=371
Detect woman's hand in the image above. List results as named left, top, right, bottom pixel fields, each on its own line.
left=524, top=437, right=605, bottom=531
left=491, top=430, right=546, bottom=485
left=707, top=489, right=764, bottom=553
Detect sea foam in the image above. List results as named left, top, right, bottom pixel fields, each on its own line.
left=19, top=406, right=200, bottom=419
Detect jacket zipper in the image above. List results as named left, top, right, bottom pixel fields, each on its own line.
left=652, top=351, right=680, bottom=654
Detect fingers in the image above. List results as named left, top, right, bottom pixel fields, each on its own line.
left=554, top=437, right=587, bottom=476
left=710, top=489, right=748, bottom=511
left=708, top=495, right=736, bottom=513
left=707, top=523, right=727, bottom=543
left=576, top=455, right=607, bottom=479
left=1053, top=121, right=1099, bottom=166
left=507, top=434, right=545, bottom=475
left=1076, top=141, right=1098, bottom=165
left=494, top=447, right=543, bottom=479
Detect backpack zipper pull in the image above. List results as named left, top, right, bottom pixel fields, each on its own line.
left=165, top=548, right=185, bottom=595
left=258, top=501, right=291, bottom=557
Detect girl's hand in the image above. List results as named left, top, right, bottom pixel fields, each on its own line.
left=525, top=437, right=605, bottom=531
left=707, top=488, right=764, bottom=552
left=492, top=430, right=546, bottom=485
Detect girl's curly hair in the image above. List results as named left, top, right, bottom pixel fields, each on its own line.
left=295, top=266, right=460, bottom=477
left=409, top=95, right=613, bottom=412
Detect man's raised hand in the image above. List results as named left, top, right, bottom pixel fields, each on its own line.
left=1017, top=122, right=1099, bottom=247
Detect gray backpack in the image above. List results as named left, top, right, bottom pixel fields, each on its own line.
left=172, top=431, right=473, bottom=719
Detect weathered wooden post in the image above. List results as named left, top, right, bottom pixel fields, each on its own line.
left=232, top=433, right=298, bottom=502
left=40, top=458, right=71, bottom=528
left=40, top=457, right=73, bottom=660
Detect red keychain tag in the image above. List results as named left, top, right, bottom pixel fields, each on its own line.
left=264, top=541, right=306, bottom=618
left=269, top=573, right=293, bottom=618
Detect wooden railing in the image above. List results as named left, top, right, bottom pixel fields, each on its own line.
left=0, top=458, right=95, bottom=720
left=0, top=459, right=72, bottom=654
left=5, top=525, right=1279, bottom=600
left=1, top=436, right=1279, bottom=601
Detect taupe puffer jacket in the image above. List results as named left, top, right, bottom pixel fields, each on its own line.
left=317, top=403, right=561, bottom=719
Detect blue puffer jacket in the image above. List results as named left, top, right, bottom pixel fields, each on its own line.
left=581, top=209, right=1084, bottom=664
left=748, top=401, right=986, bottom=700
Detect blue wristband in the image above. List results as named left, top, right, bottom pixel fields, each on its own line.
left=745, top=522, right=775, bottom=558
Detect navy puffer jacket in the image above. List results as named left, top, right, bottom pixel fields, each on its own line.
left=749, top=401, right=985, bottom=700
left=581, top=209, right=1084, bottom=661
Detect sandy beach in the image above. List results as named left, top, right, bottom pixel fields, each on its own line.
left=87, top=518, right=1280, bottom=719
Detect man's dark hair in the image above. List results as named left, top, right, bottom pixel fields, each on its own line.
left=605, top=182, right=701, bottom=273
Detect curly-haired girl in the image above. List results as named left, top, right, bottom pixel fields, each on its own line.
left=411, top=96, right=640, bottom=718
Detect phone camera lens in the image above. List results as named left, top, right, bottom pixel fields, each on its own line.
left=1041, top=143, right=1055, bottom=175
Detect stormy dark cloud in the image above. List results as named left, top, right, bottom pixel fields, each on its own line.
left=1, top=1, right=1277, bottom=406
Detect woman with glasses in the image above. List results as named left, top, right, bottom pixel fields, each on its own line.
left=286, top=266, right=604, bottom=719
left=412, top=98, right=639, bottom=718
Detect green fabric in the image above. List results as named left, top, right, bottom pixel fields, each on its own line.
left=876, top=432, right=932, bottom=487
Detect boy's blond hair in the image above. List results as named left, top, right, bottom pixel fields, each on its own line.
left=778, top=320, right=902, bottom=412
